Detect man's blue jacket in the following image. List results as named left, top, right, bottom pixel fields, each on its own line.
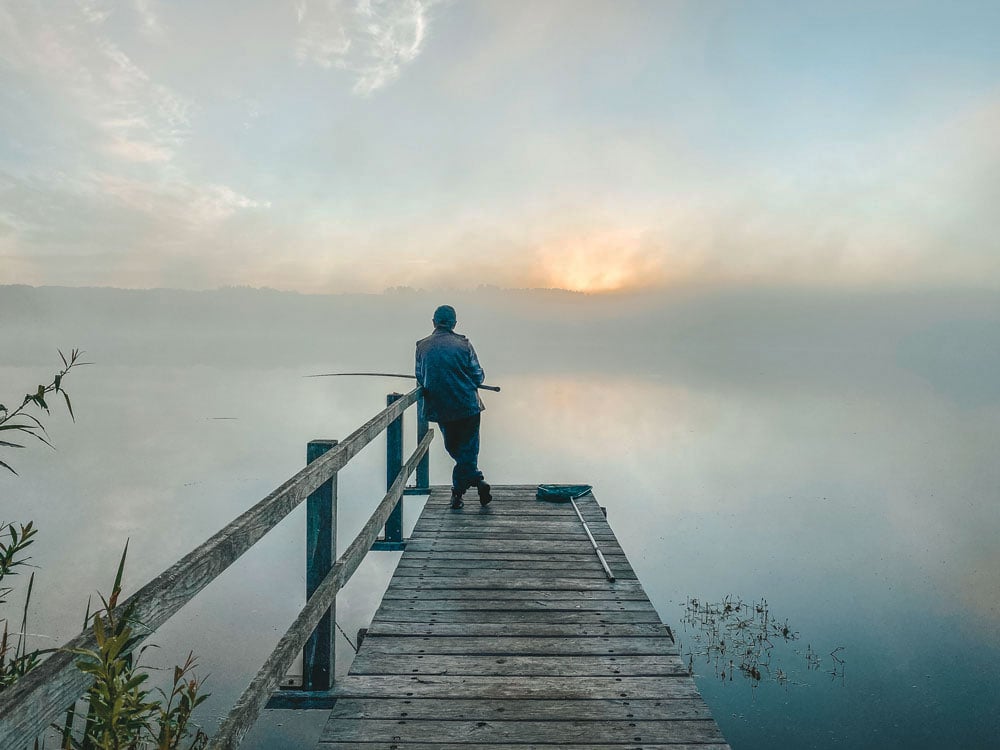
left=415, top=327, right=485, bottom=423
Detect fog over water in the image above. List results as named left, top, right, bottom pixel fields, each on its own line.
left=2, top=284, right=999, bottom=748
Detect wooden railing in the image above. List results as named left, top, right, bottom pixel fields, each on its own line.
left=0, top=388, right=431, bottom=749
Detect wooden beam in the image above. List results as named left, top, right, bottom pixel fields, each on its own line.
left=208, top=428, right=432, bottom=750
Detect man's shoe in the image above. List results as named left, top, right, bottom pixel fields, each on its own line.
left=450, top=492, right=464, bottom=510
left=477, top=481, right=492, bottom=507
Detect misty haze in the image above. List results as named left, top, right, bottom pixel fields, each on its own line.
left=4, top=1, right=1000, bottom=748
left=3, top=284, right=999, bottom=748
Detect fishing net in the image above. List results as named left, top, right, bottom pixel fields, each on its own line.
left=535, top=484, right=593, bottom=503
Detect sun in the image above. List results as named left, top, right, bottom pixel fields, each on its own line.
left=536, top=230, right=659, bottom=292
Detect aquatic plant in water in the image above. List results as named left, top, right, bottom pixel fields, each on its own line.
left=679, top=595, right=846, bottom=691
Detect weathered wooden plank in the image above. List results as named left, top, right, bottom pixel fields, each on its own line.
left=327, top=697, right=707, bottom=721
left=391, top=566, right=638, bottom=580
left=415, top=511, right=592, bottom=522
left=209, top=428, right=433, bottom=749
left=321, top=719, right=724, bottom=744
left=414, top=513, right=611, bottom=525
left=387, top=576, right=643, bottom=591
left=418, top=506, right=610, bottom=518
left=0, top=388, right=424, bottom=749
left=376, top=599, right=657, bottom=613
left=349, top=654, right=687, bottom=677
left=371, top=611, right=664, bottom=624
left=314, top=484, right=724, bottom=750
left=414, top=518, right=616, bottom=531
left=396, top=556, right=623, bottom=567
left=423, top=494, right=596, bottom=505
left=330, top=675, right=703, bottom=700
left=383, top=581, right=640, bottom=595
left=366, top=622, right=673, bottom=638
left=399, top=551, right=630, bottom=564
left=423, top=484, right=552, bottom=494
left=410, top=530, right=620, bottom=542
left=411, top=523, right=615, bottom=542
left=425, top=484, right=543, bottom=492
left=425, top=489, right=600, bottom=501
left=395, top=568, right=635, bottom=580
left=404, top=540, right=627, bottom=554
left=357, top=636, right=679, bottom=656
left=319, top=744, right=730, bottom=750
left=382, top=588, right=646, bottom=601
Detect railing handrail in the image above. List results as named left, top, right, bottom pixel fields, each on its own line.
left=0, top=387, right=422, bottom=748
left=210, top=427, right=433, bottom=748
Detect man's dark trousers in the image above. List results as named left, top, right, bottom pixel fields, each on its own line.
left=439, top=413, right=484, bottom=496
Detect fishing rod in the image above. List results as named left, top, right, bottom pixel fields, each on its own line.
left=569, top=494, right=616, bottom=583
left=305, top=372, right=501, bottom=392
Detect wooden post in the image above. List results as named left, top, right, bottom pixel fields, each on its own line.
left=304, top=439, right=337, bottom=691
left=416, top=394, right=430, bottom=491
left=385, top=393, right=404, bottom=543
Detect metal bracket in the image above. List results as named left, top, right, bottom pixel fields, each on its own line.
left=266, top=690, right=338, bottom=710
left=371, top=538, right=407, bottom=551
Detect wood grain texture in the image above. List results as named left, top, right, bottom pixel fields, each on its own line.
left=374, top=599, right=659, bottom=613
left=329, top=675, right=702, bottom=700
left=356, top=636, right=680, bottom=656
left=371, top=611, right=666, bottom=624
left=366, top=622, right=674, bottom=638
left=320, top=744, right=730, bottom=750
left=347, top=653, right=688, bottom=677
left=316, top=485, right=727, bottom=749
left=209, top=427, right=432, bottom=749
left=327, top=697, right=710, bottom=721
left=321, top=719, right=725, bottom=744
left=381, top=588, right=648, bottom=600
left=391, top=566, right=639, bottom=580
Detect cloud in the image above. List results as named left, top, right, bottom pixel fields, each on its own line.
left=95, top=174, right=271, bottom=225
left=132, top=0, right=164, bottom=38
left=295, top=0, right=438, bottom=94
left=0, top=0, right=269, bottom=287
left=0, top=2, right=190, bottom=164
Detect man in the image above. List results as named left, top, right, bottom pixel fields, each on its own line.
left=415, top=304, right=492, bottom=510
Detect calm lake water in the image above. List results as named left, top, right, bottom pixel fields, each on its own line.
left=2, top=286, right=999, bottom=748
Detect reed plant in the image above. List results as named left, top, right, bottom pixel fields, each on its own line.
left=0, top=347, right=89, bottom=475
left=1, top=350, right=86, bottom=693
left=61, top=545, right=209, bottom=750
left=2, top=352, right=211, bottom=748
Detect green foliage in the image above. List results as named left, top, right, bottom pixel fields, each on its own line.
left=151, top=654, right=210, bottom=750
left=61, top=544, right=209, bottom=750
left=1, top=570, right=43, bottom=692
left=2, top=352, right=211, bottom=747
left=0, top=523, right=44, bottom=693
left=1, top=349, right=89, bottom=692
left=0, top=348, right=90, bottom=475
left=0, top=521, right=38, bottom=606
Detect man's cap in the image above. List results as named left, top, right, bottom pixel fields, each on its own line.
left=433, top=304, right=457, bottom=329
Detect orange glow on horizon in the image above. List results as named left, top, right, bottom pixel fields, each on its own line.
left=534, top=230, right=666, bottom=293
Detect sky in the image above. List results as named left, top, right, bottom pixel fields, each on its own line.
left=1, top=0, right=998, bottom=293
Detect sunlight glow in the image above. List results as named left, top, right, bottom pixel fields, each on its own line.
left=535, top=230, right=664, bottom=293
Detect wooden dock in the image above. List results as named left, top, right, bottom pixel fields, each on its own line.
left=321, top=485, right=729, bottom=749
left=0, top=390, right=728, bottom=749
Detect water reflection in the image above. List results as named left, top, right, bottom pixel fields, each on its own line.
left=3, top=286, right=1000, bottom=749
